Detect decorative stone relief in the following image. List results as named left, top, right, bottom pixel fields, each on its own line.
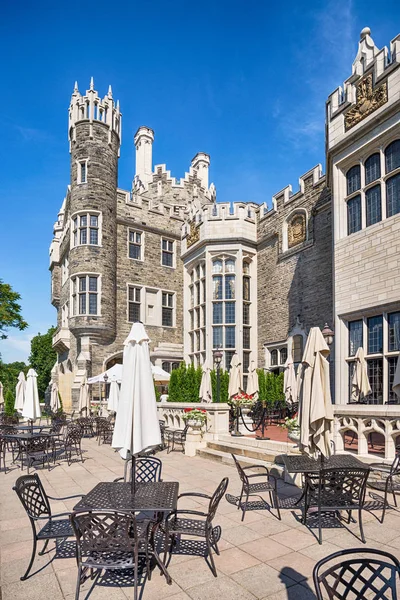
left=288, top=213, right=306, bottom=248
left=186, top=222, right=200, bottom=248
left=345, top=74, right=388, bottom=131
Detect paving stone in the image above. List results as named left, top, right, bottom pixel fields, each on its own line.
left=186, top=575, right=257, bottom=600
left=238, top=537, right=292, bottom=562
left=231, top=563, right=297, bottom=599
left=214, top=547, right=261, bottom=575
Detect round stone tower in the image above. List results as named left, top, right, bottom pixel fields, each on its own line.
left=67, top=78, right=120, bottom=343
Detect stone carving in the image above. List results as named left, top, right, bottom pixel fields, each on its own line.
left=345, top=74, right=388, bottom=131
left=186, top=222, right=200, bottom=248
left=288, top=214, right=306, bottom=248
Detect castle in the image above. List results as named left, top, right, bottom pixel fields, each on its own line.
left=50, top=28, right=400, bottom=409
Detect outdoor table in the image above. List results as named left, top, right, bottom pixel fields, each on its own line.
left=282, top=453, right=367, bottom=474
left=3, top=432, right=59, bottom=468
left=13, top=425, right=53, bottom=432
left=74, top=481, right=179, bottom=583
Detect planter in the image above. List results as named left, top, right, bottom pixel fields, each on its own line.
left=239, top=407, right=253, bottom=435
left=187, top=419, right=204, bottom=429
left=287, top=429, right=301, bottom=444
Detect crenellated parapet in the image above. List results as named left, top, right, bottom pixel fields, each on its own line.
left=327, top=28, right=400, bottom=150
left=259, top=165, right=325, bottom=223
left=181, top=201, right=258, bottom=255
left=68, top=78, right=121, bottom=153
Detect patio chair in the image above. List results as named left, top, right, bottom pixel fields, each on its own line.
left=165, top=423, right=189, bottom=453
left=313, top=547, right=400, bottom=600
left=231, top=454, right=281, bottom=521
left=59, top=427, right=84, bottom=465
left=303, top=467, right=369, bottom=545
left=70, top=510, right=156, bottom=600
left=97, top=419, right=114, bottom=445
left=115, top=456, right=163, bottom=484
left=21, top=436, right=53, bottom=474
left=76, top=417, right=94, bottom=438
left=164, top=477, right=229, bottom=576
left=0, top=434, right=7, bottom=472
left=13, top=473, right=83, bottom=580
left=368, top=452, right=400, bottom=522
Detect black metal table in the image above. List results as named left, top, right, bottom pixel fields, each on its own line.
left=13, top=425, right=53, bottom=432
left=74, top=481, right=179, bottom=584
left=3, top=432, right=59, bottom=469
left=282, top=453, right=367, bottom=474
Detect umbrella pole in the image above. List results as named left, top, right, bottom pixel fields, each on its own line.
left=130, top=455, right=136, bottom=495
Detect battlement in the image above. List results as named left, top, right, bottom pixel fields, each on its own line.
left=259, top=165, right=324, bottom=221
left=327, top=28, right=400, bottom=147
left=120, top=187, right=187, bottom=221
left=68, top=78, right=121, bottom=151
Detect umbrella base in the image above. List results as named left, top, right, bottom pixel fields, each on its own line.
left=255, top=436, right=270, bottom=441
left=231, top=432, right=244, bottom=437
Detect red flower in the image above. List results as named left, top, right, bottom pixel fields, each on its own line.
left=184, top=408, right=194, bottom=413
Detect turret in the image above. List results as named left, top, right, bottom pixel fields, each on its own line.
left=191, top=152, right=210, bottom=190
left=67, top=79, right=120, bottom=343
left=134, top=126, right=154, bottom=187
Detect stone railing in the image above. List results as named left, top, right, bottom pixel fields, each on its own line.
left=157, top=401, right=230, bottom=457
left=333, top=404, right=400, bottom=462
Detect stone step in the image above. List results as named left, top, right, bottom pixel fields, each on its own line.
left=196, top=447, right=285, bottom=478
left=205, top=440, right=282, bottom=464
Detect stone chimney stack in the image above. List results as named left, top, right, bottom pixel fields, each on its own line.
left=191, top=152, right=210, bottom=190
left=134, top=126, right=154, bottom=186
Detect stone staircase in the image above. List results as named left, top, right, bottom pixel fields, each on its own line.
left=196, top=434, right=301, bottom=478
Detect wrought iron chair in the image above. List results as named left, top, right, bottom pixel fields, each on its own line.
left=164, top=477, right=229, bottom=576
left=20, top=435, right=52, bottom=473
left=114, top=456, right=163, bottom=484
left=0, top=434, right=7, bottom=472
left=368, top=452, right=400, bottom=522
left=62, top=427, right=84, bottom=465
left=70, top=510, right=157, bottom=600
left=13, top=473, right=83, bottom=580
left=313, top=547, right=400, bottom=600
left=97, top=419, right=114, bottom=445
left=303, top=467, right=369, bottom=544
left=76, top=417, right=94, bottom=438
left=165, top=423, right=189, bottom=453
left=231, top=454, right=281, bottom=521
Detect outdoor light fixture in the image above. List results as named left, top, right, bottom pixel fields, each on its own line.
left=321, top=323, right=335, bottom=346
left=213, top=347, right=223, bottom=403
left=213, top=348, right=223, bottom=365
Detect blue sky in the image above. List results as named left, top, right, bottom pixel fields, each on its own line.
left=0, top=0, right=399, bottom=363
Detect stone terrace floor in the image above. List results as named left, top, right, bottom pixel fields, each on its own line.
left=1, top=438, right=400, bottom=600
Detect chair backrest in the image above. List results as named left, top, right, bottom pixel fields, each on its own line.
left=316, top=468, right=369, bottom=507
left=66, top=427, right=84, bottom=445
left=207, top=477, right=229, bottom=525
left=26, top=436, right=50, bottom=453
left=313, top=547, right=400, bottom=600
left=231, top=454, right=249, bottom=487
left=70, top=511, right=138, bottom=563
left=125, top=456, right=163, bottom=483
left=13, top=473, right=51, bottom=520
left=390, top=453, right=400, bottom=477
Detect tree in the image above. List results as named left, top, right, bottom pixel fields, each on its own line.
left=28, top=326, right=57, bottom=400
left=0, top=360, right=27, bottom=400
left=168, top=368, right=180, bottom=402
left=4, top=388, right=15, bottom=416
left=0, top=279, right=28, bottom=340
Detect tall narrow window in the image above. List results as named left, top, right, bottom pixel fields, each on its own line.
left=365, top=185, right=382, bottom=226
left=347, top=196, right=362, bottom=234
left=128, top=286, right=141, bottom=322
left=349, top=320, right=363, bottom=356
left=346, top=165, right=361, bottom=195
left=388, top=312, right=400, bottom=352
left=368, top=316, right=383, bottom=354
left=161, top=239, right=174, bottom=267
left=385, top=139, right=400, bottom=174
left=129, top=231, right=142, bottom=260
left=78, top=160, right=87, bottom=184
left=365, top=153, right=381, bottom=184
left=292, top=335, right=303, bottom=363
left=72, top=275, right=99, bottom=315
left=162, top=292, right=174, bottom=327
left=386, top=173, right=400, bottom=217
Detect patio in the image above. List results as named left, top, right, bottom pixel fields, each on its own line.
left=1, top=437, right=400, bottom=600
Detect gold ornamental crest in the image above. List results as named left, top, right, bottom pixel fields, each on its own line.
left=186, top=222, right=200, bottom=248
left=344, top=74, right=387, bottom=131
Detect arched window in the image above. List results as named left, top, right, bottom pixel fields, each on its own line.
left=366, top=185, right=382, bottom=226
left=386, top=173, right=400, bottom=218
left=171, top=362, right=180, bottom=371
left=270, top=350, right=278, bottom=366
left=365, top=153, right=381, bottom=184
left=347, top=196, right=362, bottom=234
left=385, top=140, right=400, bottom=174
left=280, top=348, right=288, bottom=364
left=243, top=261, right=250, bottom=275
left=162, top=362, right=171, bottom=373
left=293, top=335, right=304, bottom=363
left=225, top=259, right=235, bottom=273
left=346, top=165, right=361, bottom=195
left=212, top=260, right=223, bottom=274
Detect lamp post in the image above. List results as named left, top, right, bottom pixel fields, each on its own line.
left=321, top=323, right=335, bottom=346
left=213, top=347, right=223, bottom=403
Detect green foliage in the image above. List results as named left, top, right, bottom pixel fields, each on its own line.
left=210, top=369, right=229, bottom=403
left=0, top=360, right=27, bottom=402
left=4, top=388, right=15, bottom=416
left=256, top=369, right=285, bottom=407
left=167, top=368, right=179, bottom=402
left=154, top=381, right=161, bottom=403
left=28, top=326, right=57, bottom=400
left=166, top=363, right=203, bottom=403
left=0, top=279, right=28, bottom=340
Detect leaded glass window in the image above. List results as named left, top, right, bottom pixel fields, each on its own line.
left=366, top=185, right=382, bottom=226
left=347, top=196, right=362, bottom=234
left=128, top=286, right=141, bottom=322
left=386, top=173, right=400, bottom=217
left=385, top=139, right=400, bottom=174
left=365, top=153, right=381, bottom=184
left=129, top=230, right=142, bottom=260
left=349, top=320, right=363, bottom=356
left=346, top=165, right=361, bottom=195
left=367, top=358, right=383, bottom=404
left=368, top=315, right=383, bottom=354
left=162, top=292, right=174, bottom=327
left=243, top=327, right=250, bottom=349
left=388, top=312, right=400, bottom=352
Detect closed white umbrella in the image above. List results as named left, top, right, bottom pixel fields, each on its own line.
left=107, top=376, right=120, bottom=412
left=297, top=327, right=333, bottom=458
left=22, top=368, right=41, bottom=421
left=50, top=382, right=60, bottom=412
left=199, top=360, right=213, bottom=403
left=112, top=323, right=161, bottom=461
left=284, top=357, right=298, bottom=404
left=393, top=355, right=400, bottom=399
left=79, top=375, right=90, bottom=413
left=351, top=347, right=371, bottom=402
left=0, top=381, right=4, bottom=409
left=246, top=360, right=259, bottom=400
left=15, top=372, right=26, bottom=411
left=228, top=353, right=242, bottom=399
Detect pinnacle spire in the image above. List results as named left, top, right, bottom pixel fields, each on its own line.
left=116, top=99, right=120, bottom=109
left=108, top=85, right=113, bottom=98
left=90, top=76, right=94, bottom=90
left=73, top=80, right=79, bottom=93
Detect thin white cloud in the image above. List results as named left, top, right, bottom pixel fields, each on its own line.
left=0, top=333, right=33, bottom=363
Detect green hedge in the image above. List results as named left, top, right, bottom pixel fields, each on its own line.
left=167, top=363, right=230, bottom=403
left=257, top=370, right=285, bottom=406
